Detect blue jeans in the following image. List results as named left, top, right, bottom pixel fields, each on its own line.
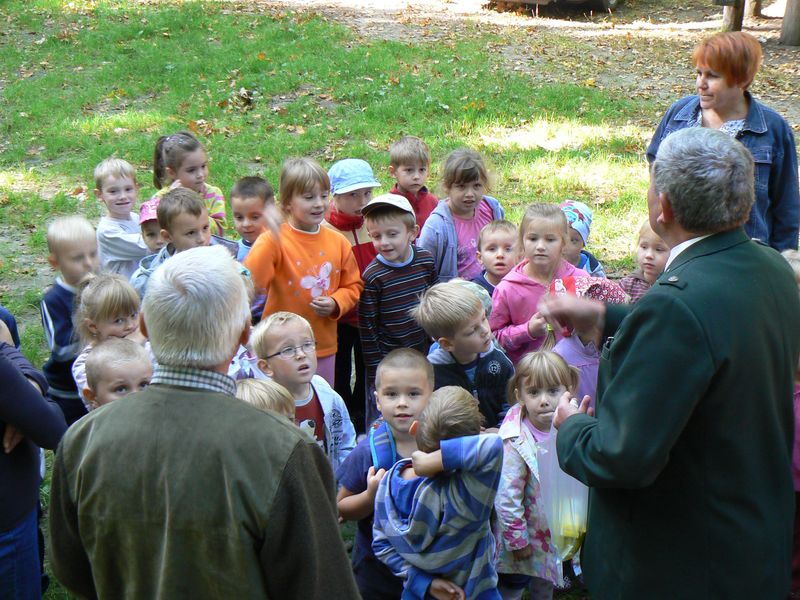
left=0, top=508, right=41, bottom=600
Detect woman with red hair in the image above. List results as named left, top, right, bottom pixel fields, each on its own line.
left=647, top=31, right=798, bottom=251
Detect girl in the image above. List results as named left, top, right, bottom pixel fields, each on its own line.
left=244, top=158, right=363, bottom=386
left=490, top=204, right=587, bottom=364
left=152, top=131, right=227, bottom=236
left=494, top=351, right=580, bottom=600
left=71, top=274, right=148, bottom=409
left=619, top=220, right=670, bottom=303
left=419, top=148, right=504, bottom=282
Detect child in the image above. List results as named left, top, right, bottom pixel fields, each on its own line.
left=152, top=130, right=227, bottom=235
left=336, top=349, right=434, bottom=600
left=41, top=215, right=99, bottom=424
left=250, top=311, right=356, bottom=472
left=559, top=200, right=605, bottom=278
left=82, top=337, right=152, bottom=410
left=130, top=188, right=211, bottom=297
left=413, top=281, right=513, bottom=429
left=93, top=157, right=149, bottom=279
left=235, top=378, right=295, bottom=421
left=419, top=148, right=504, bottom=283
left=490, top=204, right=588, bottom=365
left=324, top=158, right=382, bottom=432
left=619, top=220, right=670, bottom=303
left=244, top=157, right=363, bottom=385
left=230, top=176, right=280, bottom=262
left=372, top=386, right=504, bottom=600
left=494, top=351, right=581, bottom=600
left=472, top=219, right=520, bottom=296
left=71, top=273, right=147, bottom=409
left=388, top=135, right=438, bottom=229
left=359, top=195, right=436, bottom=398
left=138, top=198, right=165, bottom=254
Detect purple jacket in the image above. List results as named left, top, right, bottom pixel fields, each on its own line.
left=553, top=335, right=600, bottom=411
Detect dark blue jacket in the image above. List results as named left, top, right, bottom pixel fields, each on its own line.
left=647, top=94, right=799, bottom=251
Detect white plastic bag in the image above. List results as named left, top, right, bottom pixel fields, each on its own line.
left=537, top=426, right=588, bottom=562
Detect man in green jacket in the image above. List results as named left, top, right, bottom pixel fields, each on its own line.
left=49, top=245, right=360, bottom=599
left=542, top=127, right=800, bottom=599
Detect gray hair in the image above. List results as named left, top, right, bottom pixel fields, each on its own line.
left=143, top=245, right=249, bottom=368
left=653, top=127, right=754, bottom=234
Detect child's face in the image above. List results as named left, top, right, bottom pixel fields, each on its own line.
left=517, top=379, right=565, bottom=432
left=286, top=184, right=329, bottom=232
left=637, top=229, right=670, bottom=284
left=258, top=321, right=318, bottom=390
left=49, top=238, right=100, bottom=286
left=446, top=179, right=485, bottom=219
left=522, top=218, right=565, bottom=273
left=87, top=360, right=152, bottom=409
left=87, top=309, right=139, bottom=342
left=140, top=220, right=165, bottom=253
left=563, top=227, right=585, bottom=267
left=162, top=208, right=211, bottom=252
left=390, top=162, right=428, bottom=196
left=375, top=367, right=433, bottom=436
left=169, top=148, right=208, bottom=193
left=333, top=188, right=374, bottom=217
left=477, top=230, right=518, bottom=281
left=95, top=175, right=139, bottom=221
left=231, top=195, right=275, bottom=244
left=440, top=308, right=492, bottom=363
left=366, top=217, right=418, bottom=264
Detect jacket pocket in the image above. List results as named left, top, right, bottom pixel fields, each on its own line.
left=749, top=146, right=772, bottom=195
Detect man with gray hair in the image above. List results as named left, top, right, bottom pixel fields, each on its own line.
left=48, top=246, right=359, bottom=599
left=540, top=127, right=800, bottom=598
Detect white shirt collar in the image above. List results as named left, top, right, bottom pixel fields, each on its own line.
left=664, top=234, right=712, bottom=271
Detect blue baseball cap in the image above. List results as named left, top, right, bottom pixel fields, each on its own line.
left=328, top=159, right=381, bottom=196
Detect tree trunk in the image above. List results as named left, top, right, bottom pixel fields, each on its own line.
left=723, top=0, right=745, bottom=30
left=780, top=0, right=800, bottom=45
left=745, top=0, right=761, bottom=18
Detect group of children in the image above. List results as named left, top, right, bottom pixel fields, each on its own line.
left=36, top=128, right=743, bottom=599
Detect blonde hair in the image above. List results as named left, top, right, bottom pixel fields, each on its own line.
left=279, top=158, right=330, bottom=209
left=508, top=351, right=579, bottom=412
left=157, top=187, right=206, bottom=232
left=85, top=337, right=150, bottom=390
left=389, top=135, right=431, bottom=168
left=375, top=348, right=434, bottom=390
left=477, top=219, right=517, bottom=251
left=251, top=311, right=314, bottom=359
left=441, top=148, right=490, bottom=192
left=638, top=219, right=656, bottom=239
left=235, top=378, right=295, bottom=419
left=412, top=282, right=483, bottom=340
left=519, top=203, right=569, bottom=247
left=782, top=250, right=800, bottom=282
left=75, top=274, right=141, bottom=345
left=46, top=216, right=95, bottom=255
left=94, top=157, right=137, bottom=191
left=416, top=386, right=483, bottom=453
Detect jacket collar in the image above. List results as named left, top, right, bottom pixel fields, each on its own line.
left=674, top=92, right=767, bottom=134
left=664, top=228, right=750, bottom=274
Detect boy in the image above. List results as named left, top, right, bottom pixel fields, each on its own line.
left=324, top=158, right=382, bottom=433
left=372, top=386, right=504, bottom=600
left=138, top=199, right=165, bottom=254
left=230, top=176, right=280, bottom=262
left=472, top=219, right=519, bottom=296
left=130, top=188, right=211, bottom=297
left=560, top=200, right=605, bottom=278
left=359, top=195, right=436, bottom=417
left=41, top=215, right=99, bottom=424
left=93, top=157, right=149, bottom=279
left=412, top=281, right=513, bottom=429
left=251, top=311, right=356, bottom=473
left=388, top=135, right=438, bottom=230
left=82, top=337, right=152, bottom=410
left=336, top=349, right=434, bottom=600
left=235, top=378, right=296, bottom=421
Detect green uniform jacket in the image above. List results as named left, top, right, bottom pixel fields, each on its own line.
left=49, top=384, right=360, bottom=600
left=558, top=228, right=800, bottom=599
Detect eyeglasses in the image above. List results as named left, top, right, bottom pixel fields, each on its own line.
left=265, top=340, right=317, bottom=360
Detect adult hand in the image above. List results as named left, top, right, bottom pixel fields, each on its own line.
left=0, top=321, right=13, bottom=346
left=538, top=295, right=605, bottom=346
left=553, top=391, right=593, bottom=430
left=429, top=578, right=465, bottom=600
left=3, top=424, right=23, bottom=454
left=310, top=296, right=336, bottom=317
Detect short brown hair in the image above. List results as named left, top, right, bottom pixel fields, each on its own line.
left=279, top=158, right=330, bottom=209
left=235, top=378, right=295, bottom=420
left=441, top=148, right=490, bottom=192
left=415, top=386, right=482, bottom=453
left=231, top=176, right=274, bottom=206
left=477, top=219, right=517, bottom=251
left=157, top=187, right=205, bottom=232
left=389, top=135, right=430, bottom=168
left=364, top=205, right=417, bottom=232
left=692, top=31, right=762, bottom=89
left=375, top=348, right=434, bottom=390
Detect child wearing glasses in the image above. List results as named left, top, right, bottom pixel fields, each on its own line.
left=251, top=311, right=356, bottom=473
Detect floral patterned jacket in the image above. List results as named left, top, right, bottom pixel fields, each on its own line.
left=493, top=404, right=559, bottom=582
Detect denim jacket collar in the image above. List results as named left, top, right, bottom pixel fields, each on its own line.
left=674, top=92, right=767, bottom=135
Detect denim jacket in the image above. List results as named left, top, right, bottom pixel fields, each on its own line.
left=647, top=94, right=799, bottom=251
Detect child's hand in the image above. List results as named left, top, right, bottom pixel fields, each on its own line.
left=411, top=450, right=444, bottom=478
left=527, top=312, right=548, bottom=338
left=3, top=424, right=23, bottom=454
left=168, top=179, right=183, bottom=191
left=429, top=578, right=465, bottom=600
left=366, top=466, right=387, bottom=496
left=512, top=545, right=533, bottom=561
left=310, top=296, right=336, bottom=317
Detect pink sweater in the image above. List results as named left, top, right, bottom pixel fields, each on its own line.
left=490, top=259, right=587, bottom=364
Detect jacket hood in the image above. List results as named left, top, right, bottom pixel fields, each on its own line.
left=427, top=341, right=503, bottom=366
left=504, top=258, right=583, bottom=287
left=137, top=245, right=172, bottom=275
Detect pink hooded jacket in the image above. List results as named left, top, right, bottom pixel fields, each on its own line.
left=489, top=259, right=587, bottom=364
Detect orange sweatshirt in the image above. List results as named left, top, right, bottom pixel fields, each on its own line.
left=245, top=223, right=364, bottom=358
